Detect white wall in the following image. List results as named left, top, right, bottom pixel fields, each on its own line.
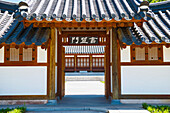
left=0, top=67, right=47, bottom=95
left=163, top=46, right=170, bottom=62
left=121, top=66, right=170, bottom=94
left=37, top=47, right=47, bottom=63
left=0, top=47, right=4, bottom=63
left=121, top=46, right=131, bottom=62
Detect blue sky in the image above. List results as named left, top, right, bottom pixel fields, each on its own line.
left=3, top=0, right=21, bottom=3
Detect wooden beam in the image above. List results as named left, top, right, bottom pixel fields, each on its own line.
left=48, top=27, right=56, bottom=100
left=112, top=28, right=119, bottom=100
left=22, top=18, right=146, bottom=28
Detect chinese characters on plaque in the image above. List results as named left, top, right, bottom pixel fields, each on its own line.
left=70, top=37, right=99, bottom=44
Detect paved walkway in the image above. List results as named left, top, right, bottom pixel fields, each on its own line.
left=65, top=81, right=105, bottom=95
left=0, top=80, right=159, bottom=113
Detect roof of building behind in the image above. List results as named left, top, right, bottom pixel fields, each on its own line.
left=0, top=0, right=169, bottom=46
left=0, top=0, right=18, bottom=13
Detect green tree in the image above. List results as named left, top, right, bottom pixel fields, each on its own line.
left=147, top=0, right=167, bottom=3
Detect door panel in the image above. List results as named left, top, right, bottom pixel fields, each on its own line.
left=61, top=47, right=65, bottom=97
left=105, top=46, right=111, bottom=99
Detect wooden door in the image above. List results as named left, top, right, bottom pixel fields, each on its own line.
left=57, top=46, right=65, bottom=100
left=61, top=47, right=65, bottom=98
left=104, top=47, right=110, bottom=99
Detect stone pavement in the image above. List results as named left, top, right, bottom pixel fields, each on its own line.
left=0, top=81, right=161, bottom=113
left=0, top=95, right=149, bottom=113
left=65, top=81, right=105, bottom=95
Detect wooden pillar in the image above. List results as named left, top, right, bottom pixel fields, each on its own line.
left=74, top=55, right=77, bottom=71
left=112, top=28, right=120, bottom=100
left=90, top=55, right=93, bottom=71
left=48, top=27, right=56, bottom=100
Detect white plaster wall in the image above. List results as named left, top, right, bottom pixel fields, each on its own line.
left=163, top=46, right=170, bottom=62
left=0, top=47, right=4, bottom=63
left=55, top=66, right=57, bottom=93
left=121, top=66, right=170, bottom=94
left=0, top=67, right=47, bottom=95
left=37, top=47, right=47, bottom=63
left=121, top=46, right=131, bottom=62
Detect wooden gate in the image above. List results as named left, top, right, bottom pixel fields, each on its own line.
left=57, top=31, right=111, bottom=99
left=61, top=47, right=65, bottom=97
left=57, top=46, right=65, bottom=99
left=104, top=47, right=110, bottom=99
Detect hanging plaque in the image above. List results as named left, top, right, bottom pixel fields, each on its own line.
left=69, top=36, right=99, bottom=44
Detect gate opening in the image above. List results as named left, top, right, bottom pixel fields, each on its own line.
left=64, top=46, right=106, bottom=96
left=57, top=31, right=111, bottom=100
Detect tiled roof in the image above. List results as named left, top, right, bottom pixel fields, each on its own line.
left=19, top=0, right=144, bottom=21
left=0, top=0, right=169, bottom=46
left=0, top=11, right=50, bottom=45
left=132, top=1, right=170, bottom=44
left=64, top=46, right=105, bottom=54
left=0, top=0, right=18, bottom=14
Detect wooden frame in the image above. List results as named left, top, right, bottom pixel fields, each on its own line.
left=22, top=18, right=146, bottom=28
left=4, top=44, right=37, bottom=64
left=131, top=44, right=163, bottom=64
left=119, top=44, right=170, bottom=99
left=56, top=30, right=111, bottom=99
left=0, top=45, right=50, bottom=100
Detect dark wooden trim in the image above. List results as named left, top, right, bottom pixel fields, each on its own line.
left=0, top=63, right=48, bottom=66
left=118, top=41, right=121, bottom=98
left=121, top=62, right=170, bottom=66
left=0, top=95, right=48, bottom=100
left=47, top=42, right=50, bottom=98
left=131, top=44, right=163, bottom=63
left=57, top=32, right=63, bottom=99
left=120, top=95, right=170, bottom=99
left=4, top=44, right=37, bottom=63
left=62, top=31, right=107, bottom=35
left=22, top=18, right=146, bottom=28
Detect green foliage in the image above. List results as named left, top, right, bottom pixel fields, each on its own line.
left=147, top=0, right=167, bottom=3
left=100, top=81, right=105, bottom=83
left=142, top=103, right=170, bottom=113
left=0, top=106, right=26, bottom=113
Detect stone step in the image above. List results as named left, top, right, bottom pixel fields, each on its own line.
left=65, top=72, right=104, bottom=76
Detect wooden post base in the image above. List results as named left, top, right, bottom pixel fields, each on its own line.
left=111, top=99, right=121, bottom=105
left=46, top=100, right=57, bottom=105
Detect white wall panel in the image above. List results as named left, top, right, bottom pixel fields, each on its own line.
left=121, top=46, right=131, bottom=62
left=0, top=67, right=47, bottom=95
left=37, top=47, right=47, bottom=63
left=0, top=47, right=4, bottom=63
left=121, top=66, right=170, bottom=94
left=163, top=46, right=170, bottom=62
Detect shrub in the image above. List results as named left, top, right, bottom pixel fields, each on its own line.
left=142, top=103, right=170, bottom=113
left=0, top=106, right=26, bottom=113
